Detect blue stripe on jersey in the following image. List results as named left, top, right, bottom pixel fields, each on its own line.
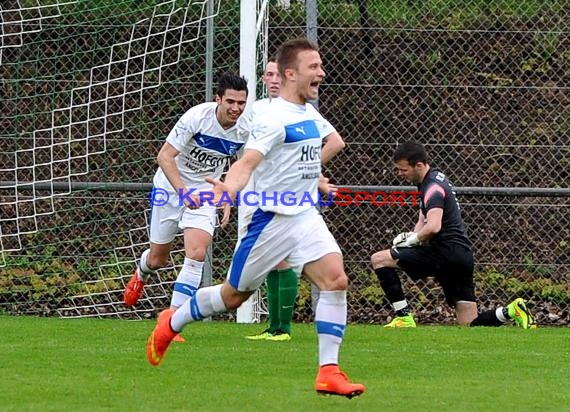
left=173, top=282, right=198, bottom=297
left=316, top=320, right=346, bottom=338
left=284, top=120, right=320, bottom=143
left=229, top=208, right=275, bottom=289
left=194, top=132, right=244, bottom=155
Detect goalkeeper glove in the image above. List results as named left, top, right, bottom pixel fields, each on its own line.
left=392, top=232, right=420, bottom=247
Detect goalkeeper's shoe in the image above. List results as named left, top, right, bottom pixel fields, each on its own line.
left=507, top=298, right=537, bottom=329
left=314, top=365, right=366, bottom=399
left=147, top=309, right=177, bottom=366
left=383, top=314, right=416, bottom=328
left=123, top=268, right=145, bottom=307
left=245, top=328, right=274, bottom=340
left=265, top=330, right=291, bottom=342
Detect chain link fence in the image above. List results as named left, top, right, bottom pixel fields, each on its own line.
left=266, top=1, right=569, bottom=325
left=0, top=1, right=568, bottom=325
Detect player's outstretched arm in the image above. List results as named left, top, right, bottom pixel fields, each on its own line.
left=205, top=149, right=264, bottom=204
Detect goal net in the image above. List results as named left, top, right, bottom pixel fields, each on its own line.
left=0, top=0, right=264, bottom=318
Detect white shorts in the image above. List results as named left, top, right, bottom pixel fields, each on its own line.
left=148, top=193, right=217, bottom=244
left=228, top=207, right=341, bottom=291
left=237, top=204, right=256, bottom=239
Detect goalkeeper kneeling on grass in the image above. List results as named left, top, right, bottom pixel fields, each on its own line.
left=370, top=141, right=536, bottom=329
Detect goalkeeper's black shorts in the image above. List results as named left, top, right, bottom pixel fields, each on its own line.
left=390, top=242, right=476, bottom=307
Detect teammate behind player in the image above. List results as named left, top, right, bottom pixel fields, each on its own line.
left=123, top=74, right=250, bottom=328
left=240, top=59, right=299, bottom=341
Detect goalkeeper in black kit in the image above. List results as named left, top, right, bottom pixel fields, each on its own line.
left=370, top=141, right=536, bottom=328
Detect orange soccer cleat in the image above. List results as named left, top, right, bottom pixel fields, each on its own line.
left=123, top=268, right=145, bottom=307
left=147, top=309, right=177, bottom=366
left=314, top=364, right=366, bottom=399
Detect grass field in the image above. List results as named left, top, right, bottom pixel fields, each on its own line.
left=1, top=316, right=568, bottom=412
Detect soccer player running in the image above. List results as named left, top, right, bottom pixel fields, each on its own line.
left=147, top=38, right=365, bottom=398
left=371, top=141, right=536, bottom=329
left=244, top=58, right=346, bottom=342
left=123, top=74, right=250, bottom=341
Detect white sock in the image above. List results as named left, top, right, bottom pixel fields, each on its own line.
left=315, top=290, right=347, bottom=366
left=170, top=257, right=204, bottom=308
left=495, top=307, right=507, bottom=322
left=138, top=249, right=156, bottom=281
left=170, top=284, right=226, bottom=331
left=392, top=300, right=408, bottom=312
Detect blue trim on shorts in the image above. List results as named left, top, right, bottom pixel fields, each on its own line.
left=316, top=320, right=346, bottom=338
left=173, top=283, right=197, bottom=297
left=229, top=208, right=275, bottom=289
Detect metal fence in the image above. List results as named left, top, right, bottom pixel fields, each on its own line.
left=265, top=0, right=569, bottom=325
left=0, top=1, right=568, bottom=325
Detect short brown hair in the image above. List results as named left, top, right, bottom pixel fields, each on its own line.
left=275, top=38, right=319, bottom=78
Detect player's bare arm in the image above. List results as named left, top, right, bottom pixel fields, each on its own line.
left=319, top=132, right=345, bottom=197
left=157, top=142, right=201, bottom=209
left=318, top=174, right=338, bottom=196
left=216, top=152, right=242, bottom=227
left=205, top=149, right=264, bottom=203
left=415, top=207, right=443, bottom=243
left=413, top=209, right=426, bottom=233
left=219, top=203, right=231, bottom=227
left=320, top=131, right=345, bottom=165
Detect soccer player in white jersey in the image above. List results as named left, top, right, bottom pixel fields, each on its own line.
left=123, top=74, right=249, bottom=337
left=244, top=58, right=346, bottom=341
left=146, top=39, right=365, bottom=398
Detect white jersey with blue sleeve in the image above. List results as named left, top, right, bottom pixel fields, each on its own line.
left=249, top=98, right=335, bottom=138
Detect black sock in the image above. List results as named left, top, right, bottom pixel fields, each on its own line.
left=395, top=308, right=410, bottom=317
left=374, top=267, right=406, bottom=303
left=469, top=309, right=504, bottom=327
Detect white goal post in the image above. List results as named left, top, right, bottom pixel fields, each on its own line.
left=236, top=0, right=269, bottom=323
left=48, top=0, right=270, bottom=320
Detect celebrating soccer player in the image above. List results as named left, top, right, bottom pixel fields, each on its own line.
left=123, top=73, right=250, bottom=344
left=146, top=38, right=365, bottom=398
left=244, top=58, right=345, bottom=342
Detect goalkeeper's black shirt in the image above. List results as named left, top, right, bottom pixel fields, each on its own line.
left=418, top=168, right=471, bottom=250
